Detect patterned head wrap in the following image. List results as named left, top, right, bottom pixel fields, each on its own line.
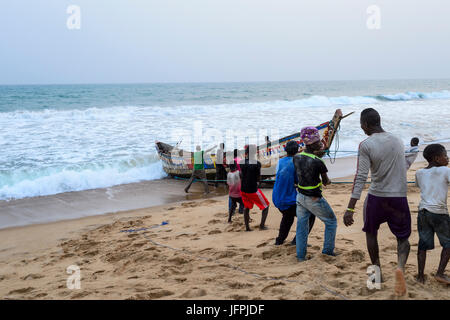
left=300, top=126, right=321, bottom=145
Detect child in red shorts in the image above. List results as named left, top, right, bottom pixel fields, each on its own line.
left=239, top=144, right=270, bottom=231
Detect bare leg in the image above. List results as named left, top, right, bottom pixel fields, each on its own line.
left=259, top=207, right=269, bottom=230
left=395, top=237, right=410, bottom=296
left=397, top=238, right=410, bottom=270
left=228, top=198, right=236, bottom=223
left=184, top=174, right=195, bottom=193
left=366, top=232, right=383, bottom=281
left=416, top=250, right=426, bottom=284
left=435, top=248, right=450, bottom=284
left=244, top=208, right=251, bottom=231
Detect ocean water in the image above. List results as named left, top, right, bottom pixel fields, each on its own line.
left=1, top=80, right=450, bottom=200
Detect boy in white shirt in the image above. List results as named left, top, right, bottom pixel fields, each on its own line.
left=227, top=163, right=244, bottom=223
left=415, top=143, right=450, bottom=285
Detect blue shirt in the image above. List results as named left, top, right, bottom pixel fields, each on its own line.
left=272, top=156, right=298, bottom=210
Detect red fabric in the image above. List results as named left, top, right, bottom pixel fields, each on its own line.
left=241, top=189, right=270, bottom=210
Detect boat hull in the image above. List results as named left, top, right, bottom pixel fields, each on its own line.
left=155, top=109, right=345, bottom=179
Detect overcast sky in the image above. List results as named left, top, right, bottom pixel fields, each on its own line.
left=1, top=0, right=450, bottom=84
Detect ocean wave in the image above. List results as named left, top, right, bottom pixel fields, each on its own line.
left=0, top=160, right=167, bottom=200
left=0, top=89, right=449, bottom=120
left=375, top=90, right=450, bottom=101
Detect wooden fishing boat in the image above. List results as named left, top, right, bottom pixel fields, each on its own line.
left=155, top=109, right=352, bottom=179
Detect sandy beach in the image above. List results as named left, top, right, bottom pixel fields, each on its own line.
left=0, top=154, right=449, bottom=300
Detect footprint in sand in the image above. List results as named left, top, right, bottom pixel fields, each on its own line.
left=21, top=274, right=44, bottom=281
left=261, top=282, right=285, bottom=293
left=208, top=219, right=222, bottom=225
left=226, top=281, right=254, bottom=289
left=256, top=241, right=270, bottom=248
left=8, top=287, right=35, bottom=295
left=180, top=288, right=207, bottom=298
left=345, top=249, right=366, bottom=263
left=288, top=270, right=304, bottom=277
left=182, top=201, right=199, bottom=208
left=208, top=229, right=222, bottom=235
left=303, top=288, right=322, bottom=298
left=262, top=248, right=282, bottom=260
left=214, top=212, right=227, bottom=218
left=214, top=250, right=238, bottom=259
left=227, top=294, right=250, bottom=300
left=168, top=256, right=190, bottom=265
left=329, top=279, right=350, bottom=289
left=201, top=199, right=220, bottom=205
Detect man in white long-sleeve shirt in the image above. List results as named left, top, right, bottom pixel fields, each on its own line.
left=343, top=108, right=411, bottom=297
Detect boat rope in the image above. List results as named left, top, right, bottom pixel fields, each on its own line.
left=324, top=117, right=340, bottom=164
left=173, top=176, right=417, bottom=185
left=120, top=223, right=349, bottom=300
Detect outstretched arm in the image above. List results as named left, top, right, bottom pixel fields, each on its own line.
left=205, top=145, right=218, bottom=153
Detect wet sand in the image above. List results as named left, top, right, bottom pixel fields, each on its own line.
left=0, top=153, right=365, bottom=230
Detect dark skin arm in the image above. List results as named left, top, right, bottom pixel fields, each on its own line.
left=321, top=172, right=331, bottom=186
left=343, top=198, right=358, bottom=226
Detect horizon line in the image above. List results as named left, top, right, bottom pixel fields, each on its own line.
left=1, top=77, right=450, bottom=86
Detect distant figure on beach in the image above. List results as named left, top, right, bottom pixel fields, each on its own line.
left=343, top=108, right=411, bottom=297
left=273, top=140, right=315, bottom=246
left=215, top=143, right=227, bottom=188
left=415, top=143, right=450, bottom=285
left=294, top=127, right=336, bottom=261
left=227, top=163, right=244, bottom=223
left=405, top=137, right=420, bottom=170
left=240, top=144, right=270, bottom=231
left=184, top=145, right=216, bottom=194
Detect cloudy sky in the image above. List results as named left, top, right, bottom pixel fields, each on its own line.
left=1, top=0, right=450, bottom=84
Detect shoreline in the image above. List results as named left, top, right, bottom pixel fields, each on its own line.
left=0, top=141, right=442, bottom=231
left=0, top=153, right=363, bottom=230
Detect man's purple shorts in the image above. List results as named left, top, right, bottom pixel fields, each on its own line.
left=363, top=194, right=411, bottom=239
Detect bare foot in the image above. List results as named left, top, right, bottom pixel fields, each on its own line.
left=394, top=268, right=407, bottom=296
left=434, top=274, right=450, bottom=285
left=416, top=274, right=426, bottom=284
left=259, top=226, right=268, bottom=231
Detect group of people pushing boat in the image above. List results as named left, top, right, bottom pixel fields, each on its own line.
left=184, top=107, right=450, bottom=296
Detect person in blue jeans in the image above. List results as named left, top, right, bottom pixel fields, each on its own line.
left=293, top=127, right=337, bottom=261
left=273, top=140, right=315, bottom=245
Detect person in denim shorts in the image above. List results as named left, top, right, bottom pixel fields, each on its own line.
left=415, top=143, right=450, bottom=285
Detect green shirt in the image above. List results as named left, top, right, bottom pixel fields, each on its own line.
left=193, top=151, right=204, bottom=170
